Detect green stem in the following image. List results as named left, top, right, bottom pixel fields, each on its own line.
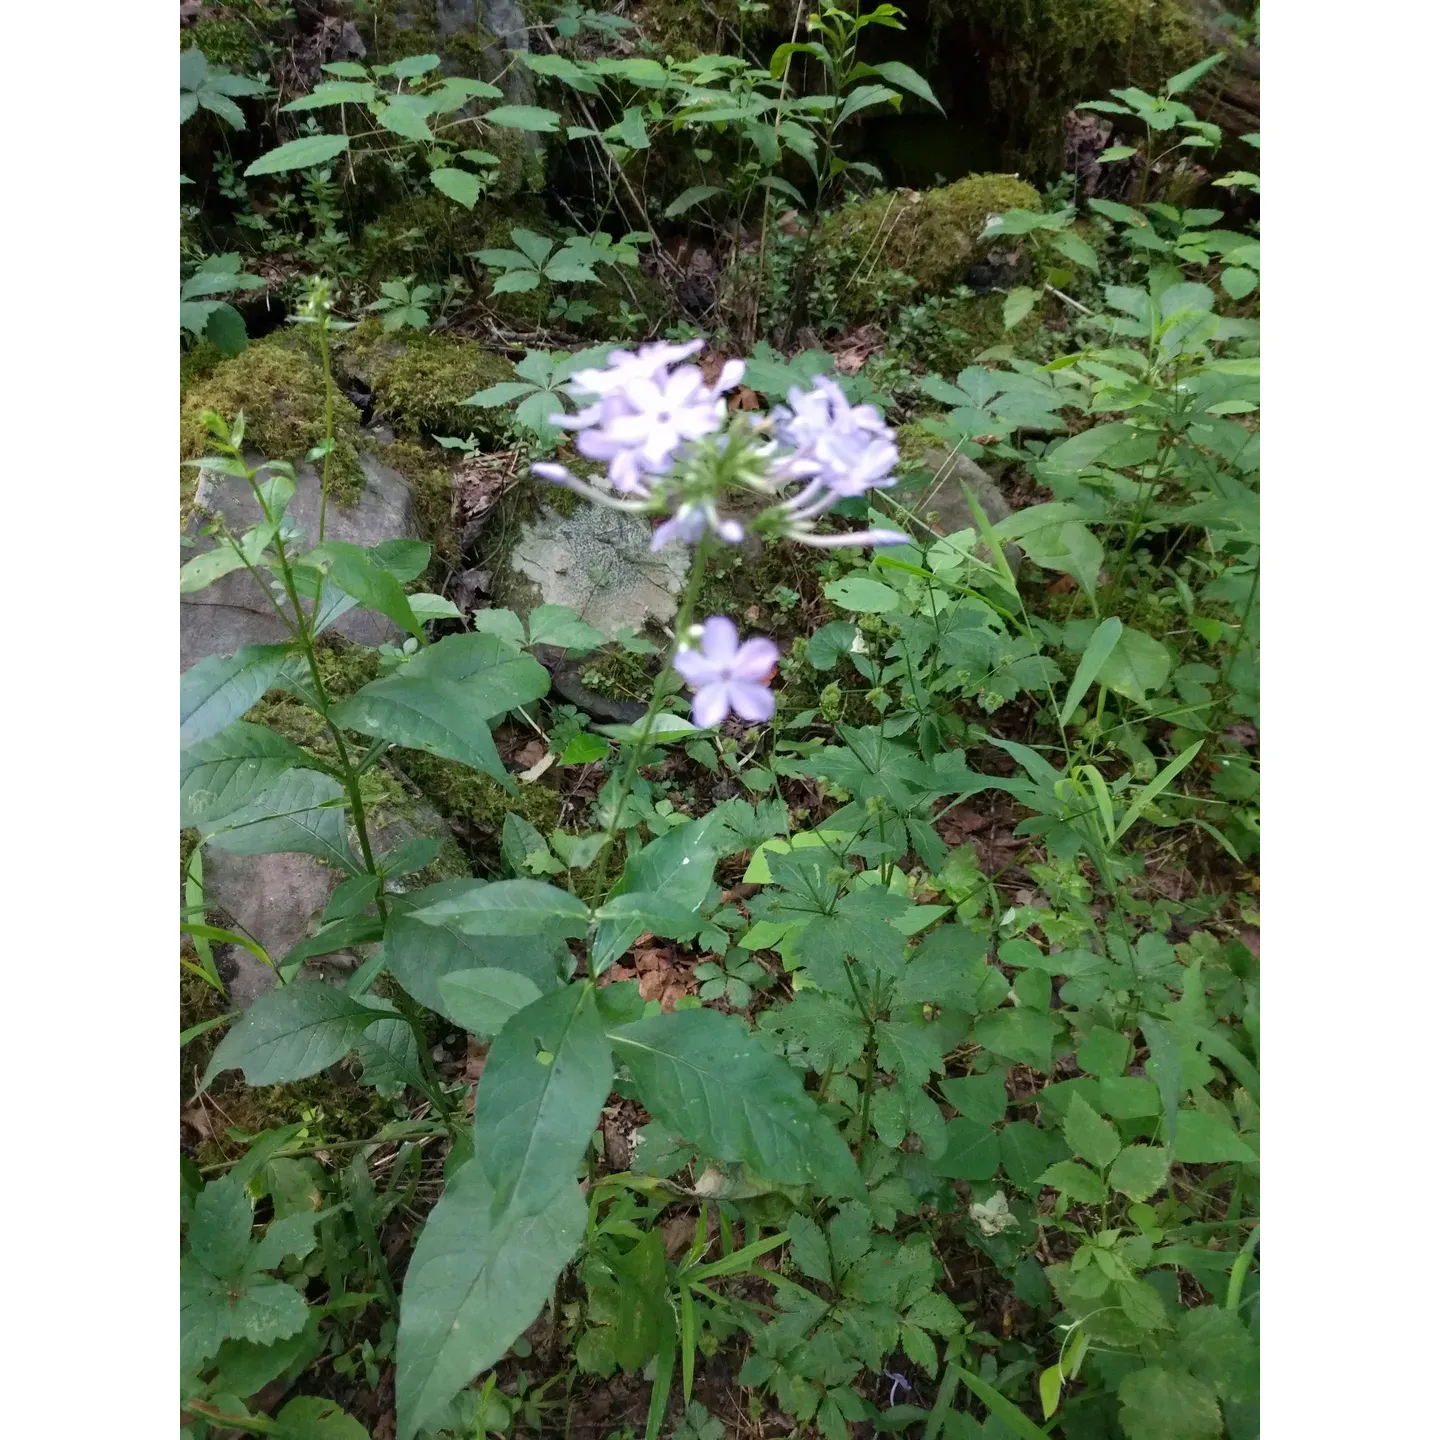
left=587, top=533, right=715, bottom=906
left=1225, top=1224, right=1260, bottom=1309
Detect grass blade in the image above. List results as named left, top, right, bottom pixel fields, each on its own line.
left=1115, top=740, right=1203, bottom=841
left=951, top=1365, right=1052, bottom=1440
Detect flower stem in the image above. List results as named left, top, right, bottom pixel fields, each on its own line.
left=587, top=533, right=714, bottom=906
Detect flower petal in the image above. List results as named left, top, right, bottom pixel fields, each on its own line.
left=730, top=637, right=779, bottom=681
left=727, top=681, right=775, bottom=724
left=691, top=683, right=731, bottom=729
left=698, top=615, right=739, bottom=662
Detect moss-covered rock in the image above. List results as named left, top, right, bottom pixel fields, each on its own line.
left=180, top=333, right=366, bottom=506
left=948, top=0, right=1205, bottom=165
left=814, top=173, right=1041, bottom=321
left=334, top=320, right=519, bottom=441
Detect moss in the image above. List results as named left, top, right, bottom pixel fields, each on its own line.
left=180, top=339, right=225, bottom=396
left=185, top=17, right=260, bottom=68
left=393, top=750, right=562, bottom=842
left=817, top=174, right=1042, bottom=313
left=952, top=0, right=1205, bottom=166
left=180, top=333, right=366, bottom=506
left=334, top=320, right=519, bottom=441
left=382, top=438, right=462, bottom=576
left=245, top=639, right=381, bottom=750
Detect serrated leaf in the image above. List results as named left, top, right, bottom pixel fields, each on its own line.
left=485, top=104, right=562, bottom=132
left=972, top=1007, right=1056, bottom=1070
left=204, top=983, right=383, bottom=1088
left=1172, top=1109, right=1257, bottom=1164
left=189, top=1176, right=254, bottom=1278
left=396, top=1166, right=585, bottom=1440
left=1117, top=1367, right=1222, bottom=1440
left=282, top=80, right=377, bottom=110
left=786, top=1213, right=832, bottom=1284
left=245, top=133, right=350, bottom=176
left=1107, top=1144, right=1171, bottom=1202
left=275, top=1396, right=369, bottom=1439
left=527, top=604, right=607, bottom=652
left=1064, top=1093, right=1121, bottom=1170
left=376, top=97, right=435, bottom=142
left=1037, top=1160, right=1106, bottom=1206
left=431, top=166, right=481, bottom=208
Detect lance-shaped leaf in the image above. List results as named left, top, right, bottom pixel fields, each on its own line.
left=181, top=722, right=313, bottom=826
left=181, top=644, right=295, bottom=748
left=203, top=982, right=386, bottom=1088
left=472, top=983, right=613, bottom=1212
left=307, top=540, right=424, bottom=641
left=245, top=132, right=351, bottom=176
left=396, top=1166, right=586, bottom=1440
left=201, top=769, right=358, bottom=873
left=608, top=1008, right=862, bottom=1197
left=411, top=878, right=591, bottom=938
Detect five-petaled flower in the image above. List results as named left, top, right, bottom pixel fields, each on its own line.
left=672, top=617, right=779, bottom=729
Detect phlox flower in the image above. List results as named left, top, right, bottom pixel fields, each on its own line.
left=672, top=616, right=778, bottom=728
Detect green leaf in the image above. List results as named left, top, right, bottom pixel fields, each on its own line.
left=1044, top=420, right=1135, bottom=473
left=413, top=878, right=592, bottom=938
left=614, top=106, right=650, bottom=149
left=376, top=97, right=435, bottom=142
left=823, top=577, right=898, bottom=612
left=396, top=1166, right=586, bottom=1440
left=1020, top=521, right=1104, bottom=597
left=1172, top=1110, right=1257, bottom=1164
left=527, top=604, right=607, bottom=652
left=384, top=881, right=565, bottom=1019
left=486, top=104, right=562, bottom=132
left=430, top=166, right=481, bottom=208
left=275, top=1396, right=369, bottom=1440
left=836, top=82, right=899, bottom=125
left=245, top=133, right=350, bottom=176
left=951, top=1365, right=1053, bottom=1440
left=1166, top=52, right=1227, bottom=95
left=1003, top=286, right=1039, bottom=330
left=1036, top=1160, right=1105, bottom=1206
left=206, top=304, right=249, bottom=356
left=437, top=968, right=544, bottom=1037
left=1058, top=616, right=1123, bottom=728
left=863, top=60, right=942, bottom=112
left=1117, top=1367, right=1223, bottom=1440
left=1177, top=1306, right=1258, bottom=1403
left=1050, top=228, right=1099, bottom=273
left=1076, top=1023, right=1131, bottom=1078
left=201, top=769, right=356, bottom=872
left=1107, top=1144, right=1171, bottom=1202
left=1097, top=626, right=1172, bottom=703
left=464, top=380, right=540, bottom=408
left=387, top=53, right=442, bottom=78
left=1064, top=1093, right=1121, bottom=1170
left=664, top=185, right=724, bottom=217
left=1220, top=265, right=1258, bottom=299
left=972, top=1007, right=1055, bottom=1070
left=594, top=892, right=703, bottom=942
left=282, top=80, right=377, bottom=110
left=934, top=1117, right=999, bottom=1181
left=473, top=983, right=613, bottom=1212
left=562, top=732, right=609, bottom=764
left=203, top=983, right=383, bottom=1088
left=332, top=633, right=549, bottom=787
left=181, top=722, right=308, bottom=827
left=939, top=1072, right=1008, bottom=1126
left=189, top=1176, right=253, bottom=1278
left=1000, top=1121, right=1065, bottom=1190
left=608, top=1008, right=861, bottom=1195
left=181, top=644, right=294, bottom=748
left=786, top=1214, right=832, bottom=1284
left=182, top=1261, right=309, bottom=1371
left=310, top=540, right=423, bottom=640
left=491, top=270, right=542, bottom=294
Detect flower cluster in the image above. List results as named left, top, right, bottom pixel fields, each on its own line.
left=531, top=340, right=907, bottom=552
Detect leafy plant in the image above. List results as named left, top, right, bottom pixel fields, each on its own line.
left=181, top=47, right=267, bottom=129
left=181, top=254, right=266, bottom=356
left=364, top=276, right=437, bottom=332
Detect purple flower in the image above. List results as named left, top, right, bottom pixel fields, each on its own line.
left=775, top=375, right=899, bottom=499
left=672, top=616, right=778, bottom=729
left=558, top=343, right=746, bottom=495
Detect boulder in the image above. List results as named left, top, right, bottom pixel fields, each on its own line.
left=506, top=504, right=689, bottom=639
left=181, top=450, right=418, bottom=672
left=915, top=449, right=1023, bottom=573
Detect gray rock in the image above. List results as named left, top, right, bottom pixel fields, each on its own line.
left=181, top=450, right=418, bottom=672
left=205, top=796, right=456, bottom=1008
left=205, top=849, right=338, bottom=1007
left=913, top=449, right=1022, bottom=572
left=508, top=504, right=690, bottom=639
